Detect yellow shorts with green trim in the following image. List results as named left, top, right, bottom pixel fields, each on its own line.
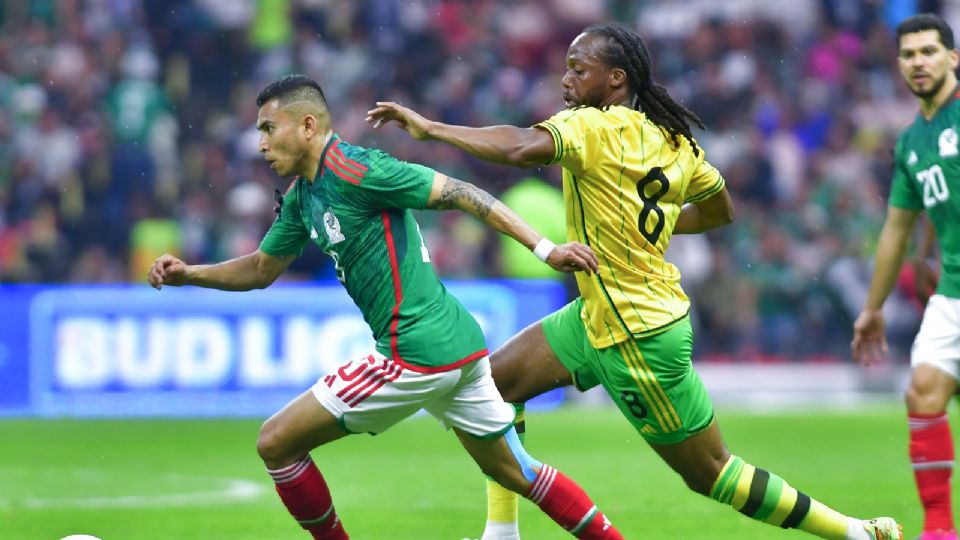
left=541, top=298, right=714, bottom=444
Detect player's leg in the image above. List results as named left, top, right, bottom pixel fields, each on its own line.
left=258, top=352, right=430, bottom=540
left=475, top=300, right=588, bottom=540
left=456, top=427, right=623, bottom=539
left=257, top=390, right=351, bottom=540
left=596, top=318, right=902, bottom=540
left=905, top=295, right=960, bottom=540
left=434, top=358, right=622, bottom=539
left=650, top=423, right=900, bottom=540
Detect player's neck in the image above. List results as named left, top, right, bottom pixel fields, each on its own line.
left=600, top=89, right=634, bottom=109
left=919, top=77, right=959, bottom=120
left=299, top=131, right=333, bottom=182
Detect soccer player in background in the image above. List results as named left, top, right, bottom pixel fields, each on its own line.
left=369, top=22, right=904, bottom=540
left=146, top=74, right=625, bottom=540
left=853, top=13, right=960, bottom=540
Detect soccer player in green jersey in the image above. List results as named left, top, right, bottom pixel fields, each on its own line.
left=145, top=74, right=626, bottom=540
left=369, top=22, right=903, bottom=540
left=853, top=13, right=960, bottom=540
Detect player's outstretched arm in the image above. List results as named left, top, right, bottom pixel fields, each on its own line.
left=674, top=187, right=735, bottom=234
left=366, top=101, right=555, bottom=168
left=425, top=172, right=598, bottom=275
left=146, top=250, right=296, bottom=291
left=851, top=206, right=921, bottom=365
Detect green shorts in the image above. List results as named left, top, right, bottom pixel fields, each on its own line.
left=541, top=298, right=715, bottom=444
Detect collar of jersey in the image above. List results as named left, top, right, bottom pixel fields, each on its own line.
left=921, top=83, right=960, bottom=124
left=315, top=133, right=341, bottom=182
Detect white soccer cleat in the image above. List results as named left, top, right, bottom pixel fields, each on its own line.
left=863, top=517, right=904, bottom=540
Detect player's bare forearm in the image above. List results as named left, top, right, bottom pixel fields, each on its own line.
left=864, top=207, right=920, bottom=310
left=367, top=101, right=554, bottom=167
left=428, top=175, right=538, bottom=249
left=426, top=123, right=553, bottom=168
left=674, top=190, right=734, bottom=234
left=186, top=251, right=295, bottom=291
left=424, top=173, right=598, bottom=274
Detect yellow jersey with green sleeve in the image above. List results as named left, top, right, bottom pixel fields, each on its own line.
left=536, top=105, right=725, bottom=349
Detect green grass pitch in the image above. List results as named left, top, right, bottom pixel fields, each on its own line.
left=0, top=405, right=938, bottom=539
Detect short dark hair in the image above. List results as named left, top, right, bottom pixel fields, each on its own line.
left=896, top=13, right=955, bottom=50
left=256, top=74, right=328, bottom=108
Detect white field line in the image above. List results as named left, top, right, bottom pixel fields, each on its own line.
left=0, top=473, right=267, bottom=509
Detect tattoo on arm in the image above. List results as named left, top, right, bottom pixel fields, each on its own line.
left=432, top=178, right=494, bottom=219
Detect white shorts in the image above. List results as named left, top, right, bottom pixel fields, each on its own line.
left=911, top=294, right=960, bottom=379
left=311, top=352, right=515, bottom=437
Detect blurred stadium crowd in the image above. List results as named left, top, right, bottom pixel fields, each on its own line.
left=0, top=0, right=954, bottom=361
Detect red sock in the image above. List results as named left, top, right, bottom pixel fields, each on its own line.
left=267, top=455, right=349, bottom=540
left=909, top=413, right=955, bottom=532
left=526, top=464, right=624, bottom=539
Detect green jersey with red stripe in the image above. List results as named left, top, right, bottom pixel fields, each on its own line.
left=259, top=135, right=488, bottom=371
left=891, top=92, right=960, bottom=298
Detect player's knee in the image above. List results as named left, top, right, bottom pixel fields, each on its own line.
left=679, top=447, right=729, bottom=496
left=905, top=369, right=954, bottom=413
left=905, top=383, right=946, bottom=413
left=256, top=419, right=288, bottom=467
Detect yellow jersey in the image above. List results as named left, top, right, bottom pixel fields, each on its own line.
left=536, top=105, right=725, bottom=349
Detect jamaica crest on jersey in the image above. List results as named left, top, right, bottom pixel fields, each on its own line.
left=322, top=211, right=345, bottom=244
left=939, top=127, right=959, bottom=157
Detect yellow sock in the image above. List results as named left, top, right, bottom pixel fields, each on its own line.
left=485, top=478, right=519, bottom=523
left=481, top=404, right=525, bottom=537
left=710, top=455, right=851, bottom=540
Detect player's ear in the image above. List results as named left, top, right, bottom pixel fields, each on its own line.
left=949, top=48, right=959, bottom=71
left=609, top=67, right=627, bottom=89
left=302, top=114, right=318, bottom=139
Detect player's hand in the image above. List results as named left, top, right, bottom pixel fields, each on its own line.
left=913, top=259, right=939, bottom=306
left=365, top=101, right=433, bottom=140
left=545, top=242, right=599, bottom=275
left=851, top=308, right=888, bottom=366
left=147, top=254, right=189, bottom=290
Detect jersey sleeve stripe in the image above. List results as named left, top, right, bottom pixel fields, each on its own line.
left=331, top=144, right=369, bottom=173
left=685, top=177, right=724, bottom=203
left=328, top=153, right=364, bottom=184
left=539, top=122, right=564, bottom=164
left=321, top=139, right=366, bottom=185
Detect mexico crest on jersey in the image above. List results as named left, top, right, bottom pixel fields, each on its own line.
left=939, top=127, right=958, bottom=157
left=323, top=211, right=345, bottom=244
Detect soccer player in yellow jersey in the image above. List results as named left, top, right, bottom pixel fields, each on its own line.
left=369, top=22, right=902, bottom=540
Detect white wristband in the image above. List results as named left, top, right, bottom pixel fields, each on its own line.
left=533, top=238, right=556, bottom=262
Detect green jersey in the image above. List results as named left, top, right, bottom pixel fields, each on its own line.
left=260, top=135, right=488, bottom=371
left=891, top=93, right=960, bottom=298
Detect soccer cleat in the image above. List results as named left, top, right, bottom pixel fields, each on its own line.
left=863, top=517, right=903, bottom=540
left=915, top=529, right=958, bottom=540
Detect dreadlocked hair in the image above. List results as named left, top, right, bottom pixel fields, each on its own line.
left=584, top=23, right=705, bottom=156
